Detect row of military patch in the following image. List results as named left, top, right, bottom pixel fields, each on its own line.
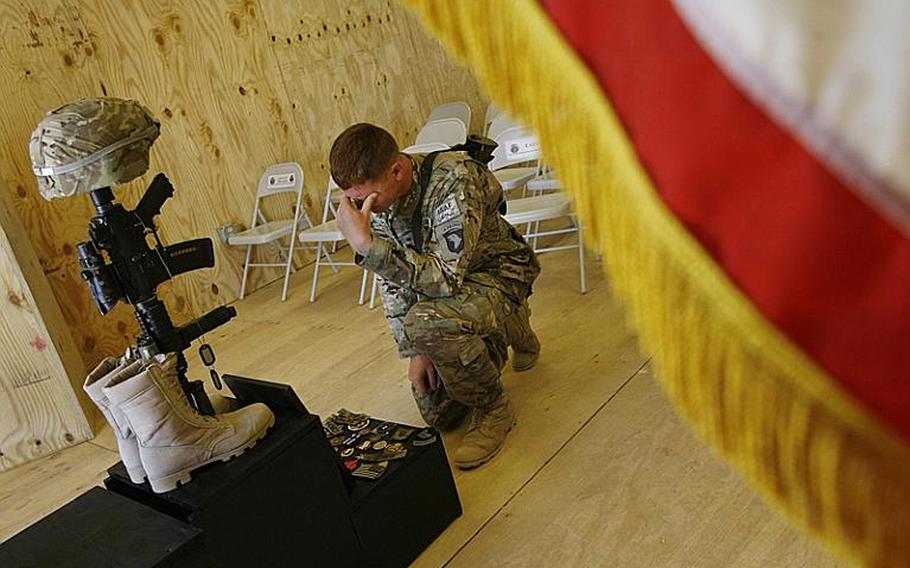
left=322, top=410, right=439, bottom=481
left=327, top=420, right=412, bottom=463
left=323, top=408, right=371, bottom=435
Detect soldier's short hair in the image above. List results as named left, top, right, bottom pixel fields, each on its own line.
left=330, top=123, right=399, bottom=189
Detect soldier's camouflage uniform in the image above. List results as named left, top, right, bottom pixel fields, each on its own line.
left=357, top=152, right=540, bottom=429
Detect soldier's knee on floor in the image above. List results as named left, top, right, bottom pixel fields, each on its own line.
left=412, top=385, right=470, bottom=432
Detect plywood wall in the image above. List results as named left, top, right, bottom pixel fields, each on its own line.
left=0, top=174, right=93, bottom=471
left=0, top=0, right=486, bottom=372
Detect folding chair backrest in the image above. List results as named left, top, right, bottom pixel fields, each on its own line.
left=485, top=101, right=502, bottom=130
left=427, top=101, right=471, bottom=130
left=257, top=162, right=303, bottom=198
left=403, top=142, right=451, bottom=154
left=322, top=176, right=344, bottom=223
left=489, top=127, right=541, bottom=172
left=415, top=118, right=467, bottom=146
left=250, top=162, right=305, bottom=227
left=488, top=112, right=523, bottom=141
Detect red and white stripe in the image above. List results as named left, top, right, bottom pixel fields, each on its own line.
left=541, top=0, right=910, bottom=443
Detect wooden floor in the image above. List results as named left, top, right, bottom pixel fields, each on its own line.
left=0, top=249, right=847, bottom=567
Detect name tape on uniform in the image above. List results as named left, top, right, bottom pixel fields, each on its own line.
left=435, top=196, right=460, bottom=224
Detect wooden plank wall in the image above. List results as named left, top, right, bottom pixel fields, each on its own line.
left=0, top=173, right=93, bottom=471
left=0, top=0, right=486, bottom=374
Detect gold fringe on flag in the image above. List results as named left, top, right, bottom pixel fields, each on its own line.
left=403, top=1, right=910, bottom=565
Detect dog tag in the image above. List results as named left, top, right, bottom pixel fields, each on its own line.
left=209, top=368, right=223, bottom=390
left=199, top=343, right=216, bottom=366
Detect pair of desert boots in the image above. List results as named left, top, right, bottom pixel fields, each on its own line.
left=83, top=352, right=274, bottom=494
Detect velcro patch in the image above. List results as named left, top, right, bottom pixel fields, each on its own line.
left=443, top=228, right=464, bottom=253
left=434, top=196, right=460, bottom=224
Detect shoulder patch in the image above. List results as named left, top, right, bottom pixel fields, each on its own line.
left=434, top=195, right=461, bottom=224
left=443, top=227, right=464, bottom=253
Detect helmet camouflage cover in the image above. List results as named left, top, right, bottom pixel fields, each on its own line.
left=29, top=97, right=160, bottom=200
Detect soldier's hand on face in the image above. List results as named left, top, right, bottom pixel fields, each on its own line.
left=409, top=354, right=439, bottom=394
left=336, top=193, right=377, bottom=255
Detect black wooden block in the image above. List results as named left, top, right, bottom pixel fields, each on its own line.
left=105, top=411, right=361, bottom=568
left=350, top=434, right=462, bottom=568
left=0, top=487, right=211, bottom=568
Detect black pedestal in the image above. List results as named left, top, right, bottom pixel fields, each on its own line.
left=0, top=487, right=211, bottom=568
left=104, top=393, right=461, bottom=568
left=350, top=435, right=462, bottom=567
left=105, top=411, right=361, bottom=568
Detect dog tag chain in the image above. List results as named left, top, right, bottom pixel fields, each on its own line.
left=198, top=343, right=223, bottom=390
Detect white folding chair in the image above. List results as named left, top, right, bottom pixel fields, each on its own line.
left=484, top=101, right=502, bottom=135
left=227, top=162, right=309, bottom=302
left=488, top=112, right=523, bottom=141
left=489, top=126, right=541, bottom=193
left=525, top=170, right=562, bottom=195
left=427, top=101, right=471, bottom=130
left=495, top=132, right=587, bottom=293
left=415, top=118, right=467, bottom=147
left=504, top=193, right=586, bottom=293
left=403, top=142, right=451, bottom=154
left=298, top=178, right=370, bottom=303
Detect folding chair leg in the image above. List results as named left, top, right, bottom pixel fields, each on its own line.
left=271, top=240, right=290, bottom=266
left=310, top=243, right=323, bottom=302
left=577, top=221, right=587, bottom=294
left=239, top=245, right=253, bottom=300
left=322, top=246, right=340, bottom=274
left=286, top=240, right=298, bottom=274
left=281, top=234, right=297, bottom=302
left=358, top=269, right=369, bottom=305
left=369, top=273, right=379, bottom=309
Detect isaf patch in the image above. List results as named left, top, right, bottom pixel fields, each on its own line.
left=434, top=196, right=461, bottom=224
left=443, top=228, right=464, bottom=253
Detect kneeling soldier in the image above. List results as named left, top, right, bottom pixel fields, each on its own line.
left=331, top=123, right=540, bottom=469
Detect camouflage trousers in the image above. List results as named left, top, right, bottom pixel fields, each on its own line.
left=404, top=283, right=527, bottom=430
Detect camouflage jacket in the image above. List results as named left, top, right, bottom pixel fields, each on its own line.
left=357, top=152, right=540, bottom=357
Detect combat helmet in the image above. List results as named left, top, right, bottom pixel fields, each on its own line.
left=29, top=97, right=160, bottom=200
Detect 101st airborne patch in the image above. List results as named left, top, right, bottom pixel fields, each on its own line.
left=443, top=228, right=464, bottom=253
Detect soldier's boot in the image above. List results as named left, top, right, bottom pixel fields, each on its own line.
left=83, top=356, right=147, bottom=484
left=453, top=393, right=516, bottom=469
left=505, top=301, right=540, bottom=372
left=104, top=353, right=275, bottom=494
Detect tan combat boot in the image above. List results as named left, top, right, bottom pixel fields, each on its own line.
left=505, top=301, right=540, bottom=371
left=83, top=356, right=146, bottom=483
left=104, top=353, right=275, bottom=493
left=453, top=394, right=516, bottom=469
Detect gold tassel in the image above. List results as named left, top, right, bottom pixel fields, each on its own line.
left=404, top=1, right=910, bottom=565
